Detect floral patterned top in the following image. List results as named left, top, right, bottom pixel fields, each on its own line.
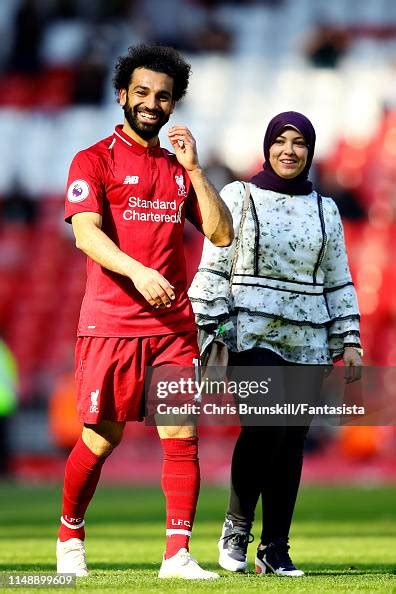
left=188, top=181, right=361, bottom=364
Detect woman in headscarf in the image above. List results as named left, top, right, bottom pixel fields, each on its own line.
left=189, top=111, right=362, bottom=576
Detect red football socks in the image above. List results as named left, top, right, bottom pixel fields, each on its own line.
left=161, top=436, right=200, bottom=559
left=58, top=436, right=106, bottom=542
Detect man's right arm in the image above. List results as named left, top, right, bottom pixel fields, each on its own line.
left=71, top=212, right=175, bottom=308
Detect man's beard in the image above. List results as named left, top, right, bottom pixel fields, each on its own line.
left=123, top=102, right=170, bottom=141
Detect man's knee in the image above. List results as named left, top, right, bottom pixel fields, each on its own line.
left=83, top=421, right=126, bottom=457
left=157, top=424, right=196, bottom=439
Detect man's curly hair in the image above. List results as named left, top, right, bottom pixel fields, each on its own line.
left=113, top=44, right=191, bottom=102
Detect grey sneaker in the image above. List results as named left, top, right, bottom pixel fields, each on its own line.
left=218, top=518, right=254, bottom=572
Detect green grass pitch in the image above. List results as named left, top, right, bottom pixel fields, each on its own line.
left=0, top=483, right=395, bottom=592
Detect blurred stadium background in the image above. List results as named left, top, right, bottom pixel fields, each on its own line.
left=0, top=0, right=396, bottom=485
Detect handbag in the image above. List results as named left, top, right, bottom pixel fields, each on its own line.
left=198, top=322, right=231, bottom=368
left=198, top=182, right=251, bottom=371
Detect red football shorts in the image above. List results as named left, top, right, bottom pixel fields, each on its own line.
left=75, top=332, right=200, bottom=423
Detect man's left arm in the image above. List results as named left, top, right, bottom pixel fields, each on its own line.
left=168, top=126, right=233, bottom=247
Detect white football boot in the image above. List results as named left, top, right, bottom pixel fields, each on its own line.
left=158, top=548, right=219, bottom=579
left=56, top=538, right=88, bottom=577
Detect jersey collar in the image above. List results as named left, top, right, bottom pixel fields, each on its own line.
left=114, top=125, right=162, bottom=156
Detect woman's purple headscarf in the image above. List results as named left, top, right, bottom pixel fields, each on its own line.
left=250, top=111, right=316, bottom=195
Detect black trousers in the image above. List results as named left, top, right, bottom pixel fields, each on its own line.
left=226, top=348, right=322, bottom=544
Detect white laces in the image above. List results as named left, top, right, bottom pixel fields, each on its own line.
left=177, top=550, right=198, bottom=567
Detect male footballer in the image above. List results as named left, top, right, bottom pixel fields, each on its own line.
left=57, top=44, right=233, bottom=579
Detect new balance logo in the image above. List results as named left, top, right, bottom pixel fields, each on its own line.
left=123, top=175, right=139, bottom=184
left=89, top=389, right=100, bottom=413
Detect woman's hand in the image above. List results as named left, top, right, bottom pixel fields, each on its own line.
left=343, top=347, right=362, bottom=383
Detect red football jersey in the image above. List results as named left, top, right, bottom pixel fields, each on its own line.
left=65, top=125, right=202, bottom=338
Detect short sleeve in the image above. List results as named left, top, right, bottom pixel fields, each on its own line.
left=65, top=150, right=105, bottom=223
